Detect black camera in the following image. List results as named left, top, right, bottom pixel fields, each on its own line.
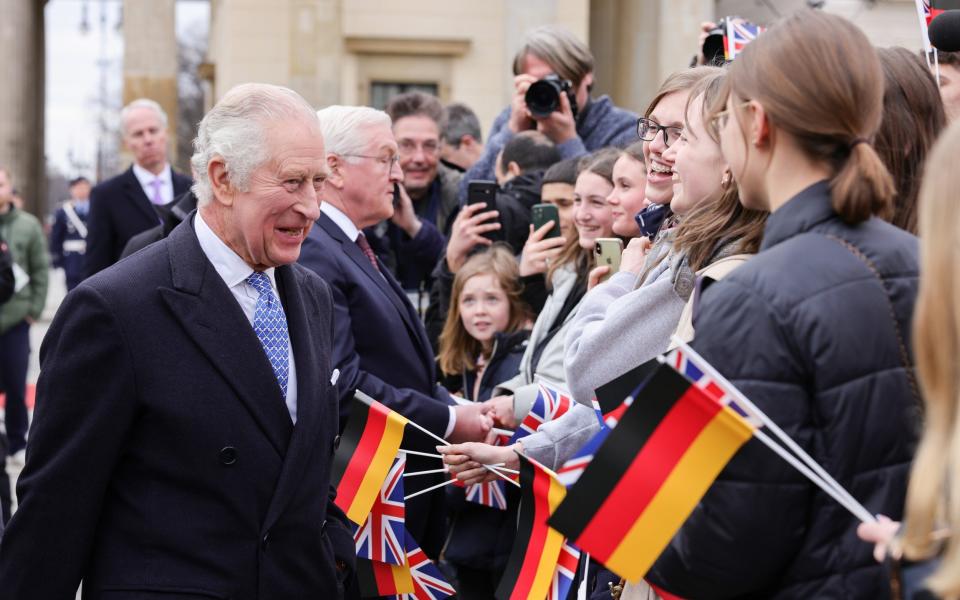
left=702, top=18, right=731, bottom=66
left=524, top=74, right=579, bottom=120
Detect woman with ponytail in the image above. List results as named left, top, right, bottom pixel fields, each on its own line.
left=645, top=10, right=921, bottom=599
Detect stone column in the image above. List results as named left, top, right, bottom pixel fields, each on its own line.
left=122, top=0, right=178, bottom=165
left=0, top=0, right=46, bottom=217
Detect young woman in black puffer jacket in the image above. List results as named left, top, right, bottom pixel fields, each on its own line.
left=645, top=10, right=921, bottom=600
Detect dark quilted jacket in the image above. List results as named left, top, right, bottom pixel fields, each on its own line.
left=647, top=181, right=921, bottom=599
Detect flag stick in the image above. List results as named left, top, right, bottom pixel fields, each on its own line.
left=935, top=48, right=942, bottom=89
left=492, top=427, right=515, bottom=438
left=915, top=0, right=933, bottom=66
left=404, top=477, right=458, bottom=501
left=577, top=553, right=591, bottom=600
left=355, top=390, right=519, bottom=487
left=398, top=449, right=444, bottom=459
left=670, top=338, right=876, bottom=524
left=403, top=468, right=449, bottom=477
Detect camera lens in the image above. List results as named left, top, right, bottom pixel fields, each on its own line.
left=525, top=79, right=562, bottom=119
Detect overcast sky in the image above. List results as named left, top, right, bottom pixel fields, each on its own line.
left=45, top=0, right=209, bottom=179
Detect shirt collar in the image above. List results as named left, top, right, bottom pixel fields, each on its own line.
left=132, top=162, right=172, bottom=188
left=760, top=179, right=836, bottom=251
left=320, top=202, right=362, bottom=242
left=194, top=210, right=277, bottom=290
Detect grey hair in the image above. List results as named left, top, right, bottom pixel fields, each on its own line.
left=441, top=103, right=483, bottom=146
left=121, top=98, right=169, bottom=134
left=512, top=25, right=594, bottom=87
left=316, top=105, right=392, bottom=160
left=191, top=83, right=320, bottom=207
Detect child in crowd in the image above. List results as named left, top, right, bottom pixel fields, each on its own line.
left=437, top=245, right=530, bottom=599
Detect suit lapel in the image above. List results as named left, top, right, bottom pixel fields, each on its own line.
left=263, top=265, right=328, bottom=530
left=123, top=167, right=163, bottom=226
left=159, top=218, right=293, bottom=457
left=318, top=215, right=434, bottom=366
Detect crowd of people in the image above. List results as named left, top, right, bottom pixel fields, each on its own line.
left=0, top=8, right=959, bottom=600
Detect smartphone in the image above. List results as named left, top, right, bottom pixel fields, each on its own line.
left=467, top=181, right=500, bottom=241
left=393, top=183, right=401, bottom=208
left=594, top=238, right=624, bottom=283
left=531, top=203, right=561, bottom=239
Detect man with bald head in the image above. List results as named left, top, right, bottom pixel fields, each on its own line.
left=0, top=84, right=353, bottom=599
left=84, top=98, right=192, bottom=277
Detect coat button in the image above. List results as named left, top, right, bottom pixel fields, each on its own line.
left=261, top=531, right=270, bottom=551
left=320, top=519, right=328, bottom=535
left=332, top=435, right=341, bottom=451
left=219, top=446, right=238, bottom=465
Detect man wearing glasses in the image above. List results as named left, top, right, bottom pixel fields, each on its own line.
left=362, top=92, right=462, bottom=297
left=299, top=105, right=493, bottom=562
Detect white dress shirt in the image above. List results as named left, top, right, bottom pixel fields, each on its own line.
left=320, top=202, right=456, bottom=436
left=195, top=211, right=299, bottom=423
left=132, top=162, right=174, bottom=206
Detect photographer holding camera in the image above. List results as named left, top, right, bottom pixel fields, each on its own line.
left=457, top=25, right=637, bottom=204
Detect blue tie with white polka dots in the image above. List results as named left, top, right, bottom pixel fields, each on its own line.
left=246, top=272, right=290, bottom=398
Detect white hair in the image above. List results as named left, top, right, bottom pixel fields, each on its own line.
left=316, top=105, right=392, bottom=161
left=191, top=83, right=320, bottom=207
left=120, top=98, right=169, bottom=134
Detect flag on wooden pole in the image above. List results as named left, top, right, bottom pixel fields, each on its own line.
left=548, top=364, right=755, bottom=582
left=333, top=393, right=409, bottom=525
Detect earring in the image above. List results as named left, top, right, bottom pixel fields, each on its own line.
left=721, top=169, right=733, bottom=191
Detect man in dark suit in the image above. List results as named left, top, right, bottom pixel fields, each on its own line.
left=0, top=83, right=354, bottom=599
left=83, top=98, right=192, bottom=278
left=300, top=105, right=492, bottom=559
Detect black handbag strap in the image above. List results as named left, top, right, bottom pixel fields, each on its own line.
left=822, top=234, right=922, bottom=407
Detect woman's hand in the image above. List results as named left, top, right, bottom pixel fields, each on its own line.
left=587, top=266, right=611, bottom=291
left=620, top=236, right=653, bottom=275
left=857, top=515, right=901, bottom=563
left=438, top=442, right=522, bottom=486
left=518, top=223, right=567, bottom=277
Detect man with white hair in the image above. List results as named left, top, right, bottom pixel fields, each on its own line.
left=83, top=98, right=193, bottom=277
left=0, top=83, right=354, bottom=599
left=299, top=104, right=492, bottom=559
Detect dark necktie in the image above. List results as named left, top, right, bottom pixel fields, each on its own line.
left=356, top=234, right=381, bottom=273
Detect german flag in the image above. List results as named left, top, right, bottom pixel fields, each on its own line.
left=496, top=454, right=567, bottom=600
left=355, top=557, right=414, bottom=595
left=333, top=391, right=409, bottom=525
left=548, top=364, right=755, bottom=582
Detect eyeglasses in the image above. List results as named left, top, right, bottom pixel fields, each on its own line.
left=709, top=102, right=752, bottom=135
left=340, top=153, right=401, bottom=169
left=637, top=117, right=683, bottom=147
left=398, top=139, right=440, bottom=157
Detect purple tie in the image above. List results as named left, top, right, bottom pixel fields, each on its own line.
left=149, top=179, right=164, bottom=205
left=356, top=234, right=381, bottom=273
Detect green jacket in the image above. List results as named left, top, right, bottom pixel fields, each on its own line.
left=0, top=206, right=49, bottom=333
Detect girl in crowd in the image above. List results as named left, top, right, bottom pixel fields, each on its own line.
left=436, top=245, right=531, bottom=599
left=644, top=11, right=920, bottom=599
left=605, top=141, right=648, bottom=239
left=857, top=120, right=960, bottom=600
left=562, top=66, right=717, bottom=406
left=437, top=245, right=531, bottom=402
left=487, top=149, right=620, bottom=415
left=874, top=46, right=946, bottom=234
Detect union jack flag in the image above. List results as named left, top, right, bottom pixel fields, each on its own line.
left=724, top=19, right=764, bottom=61
left=665, top=347, right=761, bottom=427
left=556, top=421, right=610, bottom=488
left=393, top=529, right=456, bottom=600
left=510, top=383, right=574, bottom=442
left=354, top=456, right=406, bottom=565
left=549, top=541, right=581, bottom=600
left=461, top=430, right=512, bottom=510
